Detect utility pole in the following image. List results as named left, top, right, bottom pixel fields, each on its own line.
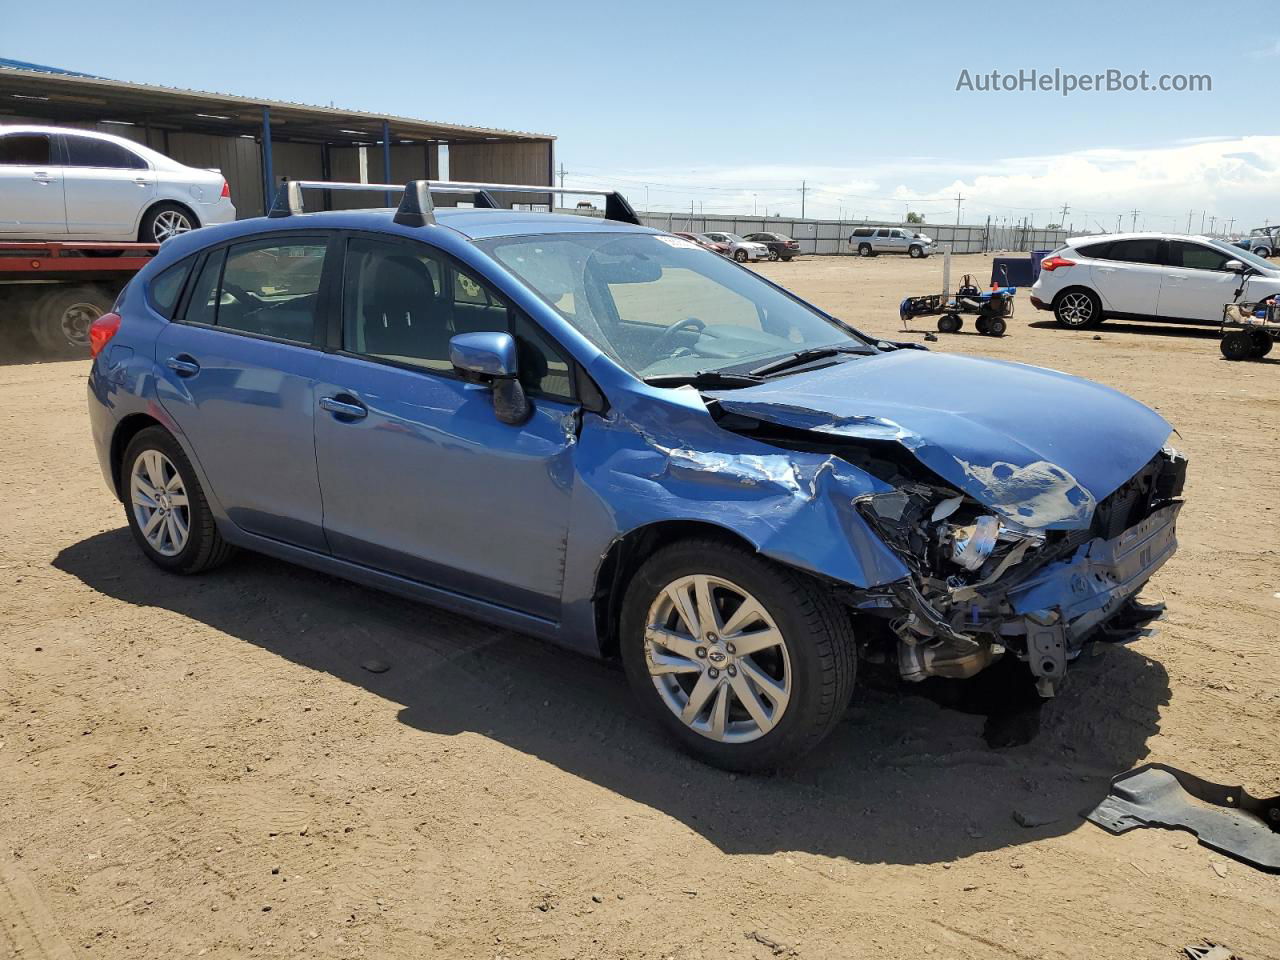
left=1059, top=202, right=1070, bottom=226
left=1187, top=210, right=1194, bottom=233
left=1130, top=209, right=1140, bottom=231
left=1209, top=215, right=1216, bottom=235
left=955, top=192, right=965, bottom=225
left=1200, top=211, right=1206, bottom=233
left=1225, top=217, right=1235, bottom=235
left=800, top=180, right=808, bottom=219
left=557, top=163, right=566, bottom=190
left=1116, top=214, right=1123, bottom=232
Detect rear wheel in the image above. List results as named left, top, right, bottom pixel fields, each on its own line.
left=139, top=203, right=195, bottom=243
left=768, top=250, right=779, bottom=261
left=1053, top=288, right=1103, bottom=329
left=122, top=427, right=235, bottom=574
left=985, top=316, right=1008, bottom=337
left=1251, top=329, right=1274, bottom=356
left=28, top=284, right=113, bottom=358
left=1254, top=247, right=1272, bottom=260
left=620, top=540, right=856, bottom=772
left=857, top=243, right=873, bottom=257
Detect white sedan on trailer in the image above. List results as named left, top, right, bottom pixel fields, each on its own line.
left=1031, top=232, right=1280, bottom=328
left=0, top=125, right=236, bottom=243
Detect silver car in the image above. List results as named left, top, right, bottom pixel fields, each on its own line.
left=702, top=231, right=770, bottom=262
left=849, top=226, right=935, bottom=258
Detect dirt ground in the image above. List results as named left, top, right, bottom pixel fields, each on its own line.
left=2, top=253, right=1277, bottom=960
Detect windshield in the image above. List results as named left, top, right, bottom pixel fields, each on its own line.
left=478, top=232, right=869, bottom=380
left=1212, top=240, right=1278, bottom=273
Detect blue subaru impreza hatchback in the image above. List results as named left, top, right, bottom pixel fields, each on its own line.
left=87, top=181, right=1186, bottom=770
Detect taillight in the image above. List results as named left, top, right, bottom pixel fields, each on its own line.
left=89, top=312, right=122, bottom=358
left=220, top=179, right=230, bottom=199
left=1040, top=255, right=1076, bottom=272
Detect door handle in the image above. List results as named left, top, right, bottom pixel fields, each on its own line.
left=320, top=395, right=367, bottom=420
left=1097, top=267, right=1117, bottom=273
left=165, top=355, right=200, bottom=377
left=31, top=172, right=52, bottom=183
left=134, top=177, right=149, bottom=185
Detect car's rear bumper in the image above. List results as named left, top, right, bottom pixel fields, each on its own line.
left=1029, top=294, right=1051, bottom=311
left=197, top=198, right=237, bottom=227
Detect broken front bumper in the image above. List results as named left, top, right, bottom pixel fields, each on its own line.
left=1003, top=502, right=1181, bottom=686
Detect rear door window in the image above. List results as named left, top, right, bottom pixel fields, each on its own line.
left=148, top=258, right=193, bottom=318
left=0, top=134, right=52, bottom=165
left=181, top=238, right=326, bottom=343
left=63, top=135, right=148, bottom=170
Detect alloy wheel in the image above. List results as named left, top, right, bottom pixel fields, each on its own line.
left=1058, top=291, right=1094, bottom=326
left=130, top=450, right=191, bottom=557
left=153, top=210, right=193, bottom=242
left=643, top=574, right=791, bottom=743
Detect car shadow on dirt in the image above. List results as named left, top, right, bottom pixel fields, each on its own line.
left=55, top=529, right=1171, bottom=866
left=1026, top=319, right=1221, bottom=340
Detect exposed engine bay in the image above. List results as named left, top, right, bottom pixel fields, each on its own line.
left=711, top=406, right=1188, bottom=696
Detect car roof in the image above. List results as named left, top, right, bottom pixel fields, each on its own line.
left=0, top=123, right=194, bottom=171
left=196, top=207, right=664, bottom=242
left=1065, top=231, right=1223, bottom=246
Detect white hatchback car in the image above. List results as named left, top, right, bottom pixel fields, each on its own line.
left=702, top=231, right=770, bottom=263
left=1030, top=233, right=1280, bottom=328
left=0, top=125, right=236, bottom=243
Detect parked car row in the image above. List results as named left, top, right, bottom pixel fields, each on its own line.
left=672, top=231, right=802, bottom=262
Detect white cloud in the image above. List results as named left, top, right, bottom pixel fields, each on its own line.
left=583, top=136, right=1280, bottom=232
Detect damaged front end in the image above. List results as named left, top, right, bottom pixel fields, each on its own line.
left=705, top=388, right=1188, bottom=697
left=853, top=447, right=1186, bottom=695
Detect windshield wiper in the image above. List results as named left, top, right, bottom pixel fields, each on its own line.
left=748, top=345, right=869, bottom=378
left=644, top=370, right=764, bottom=389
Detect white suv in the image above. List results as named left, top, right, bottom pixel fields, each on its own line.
left=0, top=125, right=236, bottom=243
left=1030, top=232, right=1280, bottom=328
left=849, top=226, right=935, bottom=258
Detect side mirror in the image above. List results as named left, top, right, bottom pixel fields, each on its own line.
left=1224, top=259, right=1246, bottom=273
left=449, top=332, right=530, bottom=425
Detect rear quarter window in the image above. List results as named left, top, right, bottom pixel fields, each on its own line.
left=148, top=258, right=193, bottom=318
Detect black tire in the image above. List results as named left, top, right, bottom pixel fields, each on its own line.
left=908, top=245, right=924, bottom=259
left=1254, top=248, right=1272, bottom=260
left=1220, top=331, right=1255, bottom=361
left=768, top=250, right=779, bottom=261
left=781, top=256, right=794, bottom=262
left=121, top=426, right=235, bottom=574
left=985, top=316, right=1008, bottom=337
left=857, top=243, right=873, bottom=257
left=28, top=284, right=113, bottom=358
left=937, top=313, right=962, bottom=334
left=1249, top=329, right=1273, bottom=357
left=1053, top=288, right=1103, bottom=329
left=619, top=540, right=856, bottom=772
left=138, top=202, right=196, bottom=244
left=733, top=249, right=749, bottom=263
left=974, top=316, right=990, bottom=335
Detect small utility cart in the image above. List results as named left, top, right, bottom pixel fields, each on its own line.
left=1219, top=297, right=1277, bottom=361
left=899, top=274, right=1016, bottom=337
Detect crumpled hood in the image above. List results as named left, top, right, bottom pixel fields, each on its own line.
left=707, top=350, right=1173, bottom=530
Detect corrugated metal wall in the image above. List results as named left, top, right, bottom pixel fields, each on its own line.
left=636, top=212, right=1078, bottom=255
left=450, top=141, right=553, bottom=206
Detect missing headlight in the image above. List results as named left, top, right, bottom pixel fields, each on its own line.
left=949, top=516, right=1000, bottom=571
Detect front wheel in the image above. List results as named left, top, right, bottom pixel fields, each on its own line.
left=733, top=249, right=749, bottom=263
left=1053, top=289, right=1103, bottom=329
left=620, top=540, right=856, bottom=772
left=909, top=245, right=924, bottom=258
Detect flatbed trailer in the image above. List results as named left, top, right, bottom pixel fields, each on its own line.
left=0, top=241, right=157, bottom=358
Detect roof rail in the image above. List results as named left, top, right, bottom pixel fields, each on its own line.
left=266, top=180, right=642, bottom=227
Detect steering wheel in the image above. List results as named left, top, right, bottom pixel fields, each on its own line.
left=647, top=317, right=706, bottom=364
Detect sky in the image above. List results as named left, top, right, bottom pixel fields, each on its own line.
left=4, top=0, right=1278, bottom=232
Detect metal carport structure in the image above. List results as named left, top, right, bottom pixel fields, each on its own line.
left=0, top=61, right=555, bottom=218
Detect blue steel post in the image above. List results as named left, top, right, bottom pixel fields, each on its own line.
left=261, top=107, right=274, bottom=214
left=382, top=120, right=393, bottom=206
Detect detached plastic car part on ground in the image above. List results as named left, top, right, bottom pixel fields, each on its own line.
left=87, top=183, right=1188, bottom=770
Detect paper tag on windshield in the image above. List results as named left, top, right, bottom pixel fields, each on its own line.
left=656, top=236, right=700, bottom=250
